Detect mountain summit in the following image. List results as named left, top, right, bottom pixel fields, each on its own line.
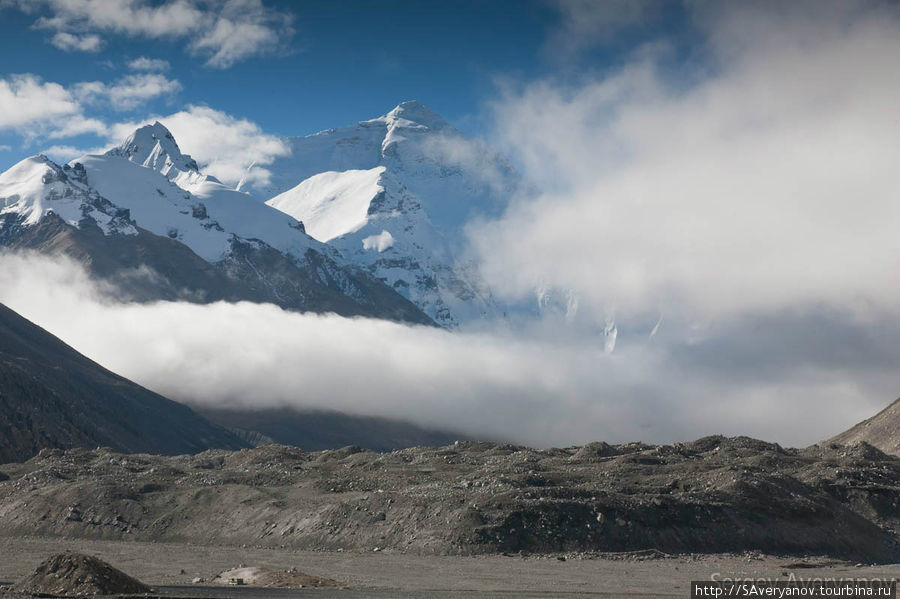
left=256, top=101, right=524, bottom=327
left=107, top=121, right=200, bottom=178
left=382, top=99, right=450, bottom=131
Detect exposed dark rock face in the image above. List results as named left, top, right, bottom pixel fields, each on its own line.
left=1, top=213, right=254, bottom=304
left=1, top=437, right=898, bottom=562
left=219, top=238, right=434, bottom=324
left=0, top=301, right=247, bottom=463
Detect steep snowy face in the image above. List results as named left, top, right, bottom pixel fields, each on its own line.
left=325, top=171, right=495, bottom=327
left=267, top=163, right=494, bottom=327
left=255, top=101, right=522, bottom=327
left=249, top=100, right=521, bottom=236
left=267, top=167, right=386, bottom=242
left=0, top=155, right=136, bottom=237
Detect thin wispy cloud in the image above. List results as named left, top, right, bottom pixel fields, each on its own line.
left=15, top=0, right=294, bottom=68
left=127, top=57, right=170, bottom=72
left=40, top=144, right=107, bottom=163
left=545, top=0, right=660, bottom=58
left=75, top=73, right=182, bottom=111
left=49, top=31, right=103, bottom=52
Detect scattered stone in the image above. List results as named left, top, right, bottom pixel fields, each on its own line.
left=2, top=438, right=900, bottom=563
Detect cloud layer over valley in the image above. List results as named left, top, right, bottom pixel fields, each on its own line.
left=0, top=252, right=896, bottom=448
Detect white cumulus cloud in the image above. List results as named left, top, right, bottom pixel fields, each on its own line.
left=0, top=74, right=82, bottom=134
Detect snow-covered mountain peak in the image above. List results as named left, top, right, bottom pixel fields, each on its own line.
left=248, top=102, right=527, bottom=327
left=379, top=100, right=450, bottom=131
left=108, top=121, right=200, bottom=178
left=0, top=154, right=55, bottom=185
left=0, top=154, right=136, bottom=235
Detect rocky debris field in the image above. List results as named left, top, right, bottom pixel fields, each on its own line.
left=9, top=552, right=150, bottom=596
left=0, top=436, right=899, bottom=563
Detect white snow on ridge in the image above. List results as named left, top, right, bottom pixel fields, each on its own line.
left=266, top=167, right=386, bottom=242
left=74, top=153, right=322, bottom=264
left=247, top=101, right=517, bottom=237
left=93, top=121, right=335, bottom=265
left=0, top=155, right=136, bottom=236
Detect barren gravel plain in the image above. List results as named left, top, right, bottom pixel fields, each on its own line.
left=1, top=537, right=899, bottom=598
left=2, top=436, right=900, bottom=597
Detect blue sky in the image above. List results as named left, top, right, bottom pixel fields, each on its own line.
left=0, top=1, right=559, bottom=167
left=0, top=0, right=696, bottom=174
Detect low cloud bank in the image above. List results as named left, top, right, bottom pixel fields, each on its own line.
left=0, top=252, right=895, bottom=448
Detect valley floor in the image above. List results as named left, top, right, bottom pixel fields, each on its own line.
left=1, top=537, right=898, bottom=599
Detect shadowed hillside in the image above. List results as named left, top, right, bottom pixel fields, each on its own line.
left=0, top=302, right=247, bottom=462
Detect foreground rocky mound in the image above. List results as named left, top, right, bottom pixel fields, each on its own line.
left=828, top=398, right=900, bottom=456
left=11, top=552, right=149, bottom=596
left=0, top=438, right=898, bottom=562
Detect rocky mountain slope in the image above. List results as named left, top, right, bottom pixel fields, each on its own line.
left=827, top=398, right=900, bottom=456
left=0, top=302, right=247, bottom=463
left=0, top=127, right=432, bottom=325
left=1, top=436, right=898, bottom=562
left=257, top=101, right=523, bottom=328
